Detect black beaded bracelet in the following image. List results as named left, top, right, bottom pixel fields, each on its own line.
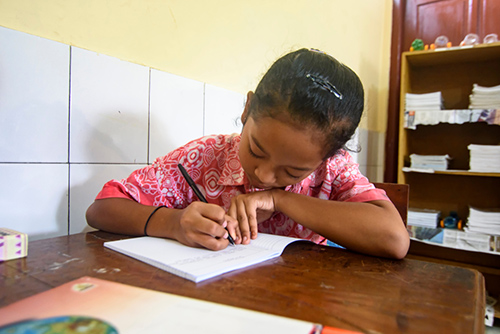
left=144, top=206, right=166, bottom=236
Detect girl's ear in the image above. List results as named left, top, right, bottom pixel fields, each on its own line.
left=241, top=91, right=254, bottom=124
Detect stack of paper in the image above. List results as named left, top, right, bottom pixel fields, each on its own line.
left=410, top=154, right=451, bottom=171
left=469, top=84, right=500, bottom=109
left=405, top=92, right=443, bottom=112
left=408, top=208, right=441, bottom=228
left=468, top=144, right=500, bottom=172
left=466, top=207, right=500, bottom=236
left=443, top=229, right=493, bottom=252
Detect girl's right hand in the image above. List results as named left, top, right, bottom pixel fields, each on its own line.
left=174, top=201, right=240, bottom=250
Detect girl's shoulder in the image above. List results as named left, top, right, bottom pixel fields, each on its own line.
left=324, top=149, right=356, bottom=167
left=182, top=133, right=240, bottom=150
left=311, top=149, right=361, bottom=182
left=152, top=133, right=241, bottom=167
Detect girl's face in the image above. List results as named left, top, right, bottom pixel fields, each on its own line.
left=239, top=114, right=324, bottom=189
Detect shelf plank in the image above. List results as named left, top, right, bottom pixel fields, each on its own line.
left=403, top=168, right=500, bottom=177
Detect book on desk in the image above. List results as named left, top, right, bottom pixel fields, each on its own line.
left=0, top=276, right=361, bottom=334
left=104, top=233, right=306, bottom=283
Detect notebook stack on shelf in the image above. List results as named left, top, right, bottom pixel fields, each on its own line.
left=443, top=229, right=495, bottom=253
left=466, top=207, right=500, bottom=236
left=409, top=154, right=451, bottom=171
left=404, top=92, right=444, bottom=129
left=408, top=208, right=441, bottom=228
left=469, top=84, right=500, bottom=109
left=468, top=144, right=500, bottom=173
left=405, top=92, right=443, bottom=112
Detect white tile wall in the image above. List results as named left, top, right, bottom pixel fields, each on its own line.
left=69, top=164, right=145, bottom=235
left=149, top=70, right=204, bottom=162
left=0, top=164, right=69, bottom=241
left=0, top=27, right=244, bottom=241
left=0, top=27, right=70, bottom=163
left=204, top=84, right=245, bottom=136
left=70, top=48, right=150, bottom=164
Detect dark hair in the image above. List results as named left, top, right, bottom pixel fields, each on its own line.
left=247, top=48, right=364, bottom=159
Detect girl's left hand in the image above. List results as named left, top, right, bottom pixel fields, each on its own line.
left=227, top=190, right=277, bottom=244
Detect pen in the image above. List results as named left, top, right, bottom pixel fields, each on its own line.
left=177, top=163, right=235, bottom=246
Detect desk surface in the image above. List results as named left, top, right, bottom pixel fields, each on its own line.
left=0, top=231, right=485, bottom=333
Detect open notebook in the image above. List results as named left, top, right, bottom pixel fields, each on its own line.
left=104, top=233, right=304, bottom=283
left=0, top=276, right=361, bottom=334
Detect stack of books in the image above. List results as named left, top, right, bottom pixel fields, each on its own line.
left=468, top=144, right=500, bottom=172
left=469, top=84, right=500, bottom=109
left=443, top=229, right=494, bottom=253
left=409, top=154, right=451, bottom=171
left=466, top=207, right=500, bottom=236
left=408, top=208, right=441, bottom=228
left=405, top=92, right=443, bottom=112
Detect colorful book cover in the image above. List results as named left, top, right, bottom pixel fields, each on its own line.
left=0, top=276, right=361, bottom=334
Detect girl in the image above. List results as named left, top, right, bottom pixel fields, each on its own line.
left=86, top=48, right=409, bottom=259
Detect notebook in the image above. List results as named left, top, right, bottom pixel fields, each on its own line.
left=104, top=233, right=305, bottom=283
left=0, top=276, right=361, bottom=334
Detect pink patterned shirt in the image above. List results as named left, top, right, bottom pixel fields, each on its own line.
left=96, top=134, right=389, bottom=244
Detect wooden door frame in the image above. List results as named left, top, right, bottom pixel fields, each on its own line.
left=384, top=0, right=406, bottom=183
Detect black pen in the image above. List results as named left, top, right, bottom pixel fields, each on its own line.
left=177, top=163, right=235, bottom=246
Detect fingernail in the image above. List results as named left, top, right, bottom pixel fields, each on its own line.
left=222, top=221, right=228, bottom=228
left=223, top=231, right=229, bottom=239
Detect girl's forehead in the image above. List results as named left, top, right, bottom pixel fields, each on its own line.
left=250, top=116, right=325, bottom=165
left=253, top=113, right=326, bottom=147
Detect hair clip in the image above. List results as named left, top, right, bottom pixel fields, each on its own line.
left=306, top=74, right=343, bottom=100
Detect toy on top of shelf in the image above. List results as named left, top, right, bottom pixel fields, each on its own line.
left=484, top=33, right=499, bottom=44
left=410, top=39, right=424, bottom=51
left=433, top=35, right=450, bottom=49
left=460, top=33, right=480, bottom=46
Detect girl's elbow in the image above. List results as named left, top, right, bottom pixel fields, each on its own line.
left=85, top=202, right=100, bottom=229
left=387, top=230, right=410, bottom=260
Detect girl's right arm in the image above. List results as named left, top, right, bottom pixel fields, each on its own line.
left=86, top=198, right=238, bottom=250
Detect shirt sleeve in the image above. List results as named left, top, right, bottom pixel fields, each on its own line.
left=95, top=165, right=170, bottom=207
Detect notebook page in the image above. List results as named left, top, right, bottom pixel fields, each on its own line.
left=104, top=233, right=302, bottom=282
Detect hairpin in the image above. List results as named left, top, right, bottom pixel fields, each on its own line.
left=306, top=74, right=343, bottom=100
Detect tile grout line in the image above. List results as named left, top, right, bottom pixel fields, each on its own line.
left=67, top=46, right=72, bottom=236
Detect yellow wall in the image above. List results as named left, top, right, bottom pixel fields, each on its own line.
left=0, top=0, right=392, bottom=132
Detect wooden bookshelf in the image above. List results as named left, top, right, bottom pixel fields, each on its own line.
left=398, top=43, right=500, bottom=298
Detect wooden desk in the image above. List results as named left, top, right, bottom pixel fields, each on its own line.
left=0, top=231, right=485, bottom=333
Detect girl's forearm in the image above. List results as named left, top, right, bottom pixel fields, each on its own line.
left=272, top=190, right=409, bottom=259
left=85, top=198, right=180, bottom=239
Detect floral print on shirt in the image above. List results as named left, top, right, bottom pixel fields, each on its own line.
left=96, top=134, right=389, bottom=244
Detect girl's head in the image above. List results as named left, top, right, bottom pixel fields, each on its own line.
left=244, top=48, right=364, bottom=159
left=239, top=48, right=364, bottom=189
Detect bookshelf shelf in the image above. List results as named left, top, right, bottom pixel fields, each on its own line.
left=403, top=169, right=500, bottom=177
left=398, top=43, right=500, bottom=297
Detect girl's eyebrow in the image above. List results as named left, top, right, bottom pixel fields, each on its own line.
left=251, top=136, right=313, bottom=172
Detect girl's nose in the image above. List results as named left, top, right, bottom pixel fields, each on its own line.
left=254, top=164, right=276, bottom=185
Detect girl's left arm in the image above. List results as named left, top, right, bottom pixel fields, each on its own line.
left=229, top=189, right=410, bottom=259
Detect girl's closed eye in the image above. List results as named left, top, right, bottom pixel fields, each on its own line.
left=285, top=170, right=301, bottom=179
left=248, top=145, right=264, bottom=159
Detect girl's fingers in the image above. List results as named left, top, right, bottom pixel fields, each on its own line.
left=244, top=202, right=259, bottom=240
left=180, top=202, right=232, bottom=250
left=224, top=215, right=242, bottom=244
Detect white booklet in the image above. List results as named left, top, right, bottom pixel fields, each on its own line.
left=104, top=233, right=304, bottom=283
